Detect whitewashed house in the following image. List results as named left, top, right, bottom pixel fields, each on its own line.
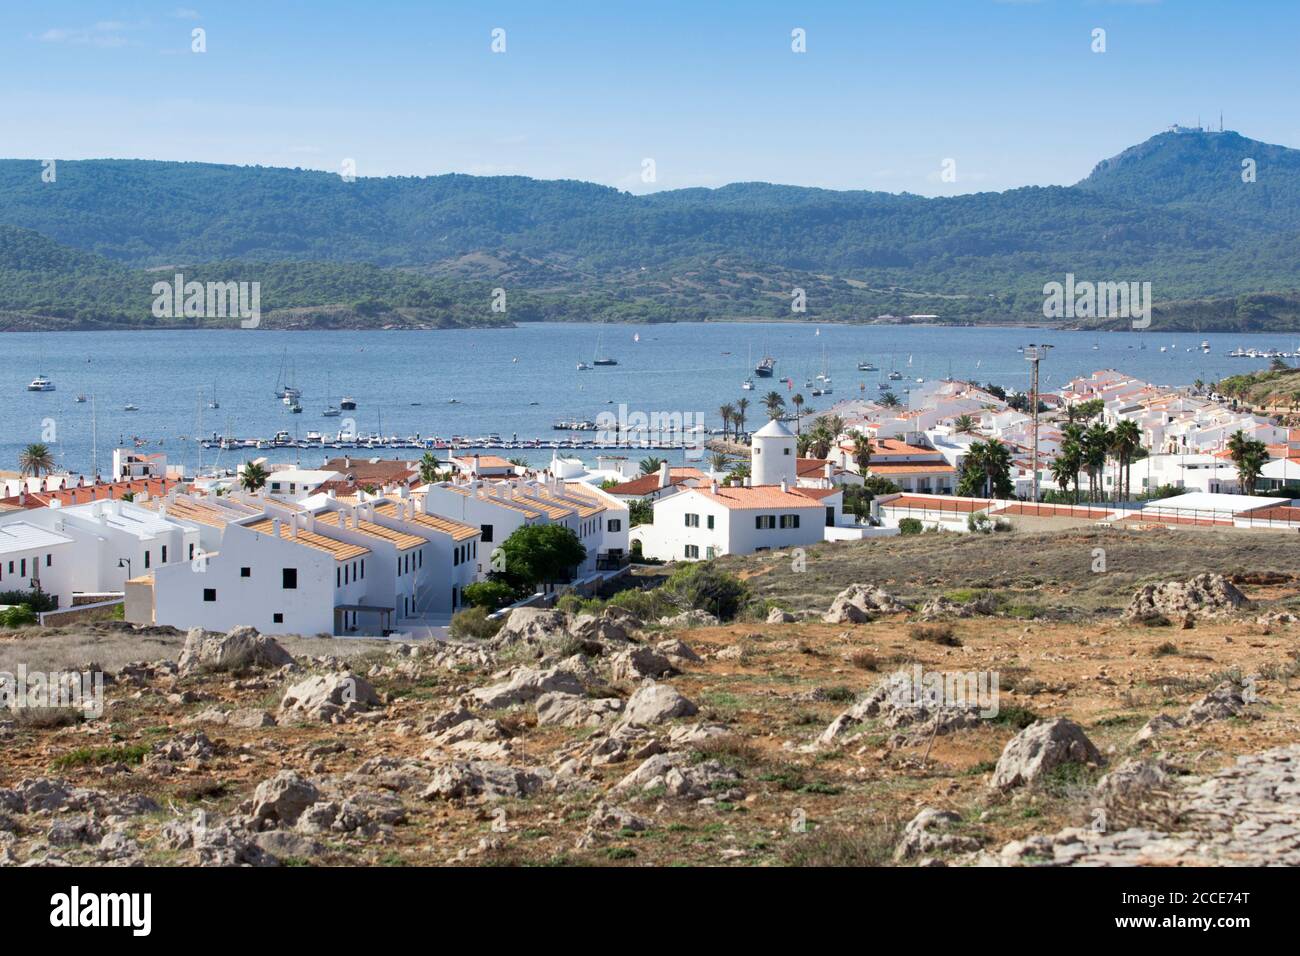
left=0, top=520, right=76, bottom=605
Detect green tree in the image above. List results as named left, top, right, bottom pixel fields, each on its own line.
left=952, top=414, right=977, bottom=435
left=1109, top=420, right=1143, bottom=502
left=762, top=390, right=786, bottom=420
left=847, top=429, right=872, bottom=473
left=957, top=439, right=1013, bottom=499
left=418, top=451, right=443, bottom=484
left=17, top=443, right=55, bottom=477
left=734, top=397, right=750, bottom=437
left=240, top=460, right=269, bottom=493
left=498, top=524, right=588, bottom=591
left=1226, top=429, right=1269, bottom=495
left=791, top=393, right=805, bottom=436
left=718, top=404, right=735, bottom=441
left=639, top=456, right=665, bottom=476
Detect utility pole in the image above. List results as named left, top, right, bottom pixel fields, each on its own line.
left=1024, top=344, right=1052, bottom=501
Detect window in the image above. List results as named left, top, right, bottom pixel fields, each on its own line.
left=344, top=564, right=349, bottom=585
left=418, top=550, right=423, bottom=568
left=161, top=545, right=168, bottom=563
left=282, top=568, right=297, bottom=589
left=241, top=567, right=251, bottom=578
left=480, top=524, right=493, bottom=542
left=143, top=552, right=150, bottom=570
left=684, top=544, right=700, bottom=559
left=779, top=514, right=801, bottom=529
left=336, top=567, right=341, bottom=587
left=755, top=515, right=776, bottom=530
left=360, top=559, right=365, bottom=579
left=706, top=515, right=715, bottom=530
left=706, top=546, right=717, bottom=559
left=46, top=554, right=52, bottom=567
left=685, top=513, right=700, bottom=528
left=783, top=448, right=791, bottom=455
left=826, top=506, right=835, bottom=528
left=273, top=613, right=284, bottom=624
left=607, top=518, right=621, bottom=532
left=203, top=588, right=216, bottom=602
left=21, top=558, right=27, bottom=576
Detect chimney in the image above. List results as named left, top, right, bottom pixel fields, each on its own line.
left=351, top=508, right=360, bottom=529
left=657, top=461, right=670, bottom=489
left=399, top=483, right=409, bottom=499
left=710, top=479, right=719, bottom=494
left=780, top=477, right=789, bottom=493
left=344, top=456, right=351, bottom=469
left=289, top=514, right=298, bottom=539
left=472, top=454, right=481, bottom=475
left=272, top=517, right=282, bottom=537
left=824, top=462, right=834, bottom=480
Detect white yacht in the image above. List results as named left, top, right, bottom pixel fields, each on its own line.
left=27, top=375, right=55, bottom=392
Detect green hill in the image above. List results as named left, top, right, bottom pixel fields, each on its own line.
left=3, top=128, right=1300, bottom=330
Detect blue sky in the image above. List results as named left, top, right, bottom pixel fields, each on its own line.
left=3, top=0, right=1298, bottom=195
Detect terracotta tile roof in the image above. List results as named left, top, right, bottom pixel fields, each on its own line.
left=243, top=517, right=371, bottom=560
left=792, top=487, right=842, bottom=501
left=510, top=492, right=575, bottom=520
left=452, top=454, right=515, bottom=469
left=372, top=501, right=479, bottom=541
left=605, top=474, right=692, bottom=496
left=796, top=458, right=844, bottom=477
left=532, top=486, right=604, bottom=517
left=689, top=485, right=826, bottom=510
left=0, top=478, right=178, bottom=510
left=143, top=497, right=230, bottom=529
left=438, top=484, right=542, bottom=518
left=322, top=458, right=421, bottom=485
left=868, top=463, right=956, bottom=474
left=313, top=510, right=425, bottom=551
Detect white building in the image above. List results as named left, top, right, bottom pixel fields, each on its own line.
left=0, top=521, right=76, bottom=604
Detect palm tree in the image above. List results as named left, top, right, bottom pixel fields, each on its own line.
left=734, top=397, right=750, bottom=438
left=957, top=440, right=1013, bottom=499
left=418, top=451, right=442, bottom=484
left=847, top=430, right=872, bottom=474
left=240, top=460, right=270, bottom=493
left=1050, top=455, right=1075, bottom=501
left=762, top=390, right=785, bottom=420
left=18, top=443, right=55, bottom=477
left=1227, top=430, right=1268, bottom=495
left=709, top=452, right=730, bottom=474
left=1109, top=420, right=1142, bottom=502
left=807, top=420, right=835, bottom=459
left=718, top=404, right=735, bottom=442
left=639, top=456, right=666, bottom=476
left=791, top=394, right=805, bottom=436
left=796, top=433, right=814, bottom=457
left=953, top=414, right=977, bottom=435
left=879, top=391, right=901, bottom=408
left=1083, top=423, right=1112, bottom=502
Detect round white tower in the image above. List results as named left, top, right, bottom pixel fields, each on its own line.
left=751, top=418, right=797, bottom=487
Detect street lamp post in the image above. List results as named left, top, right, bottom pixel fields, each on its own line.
left=1023, top=344, right=1053, bottom=501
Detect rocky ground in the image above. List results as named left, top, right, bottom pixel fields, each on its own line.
left=3, top=530, right=1300, bottom=867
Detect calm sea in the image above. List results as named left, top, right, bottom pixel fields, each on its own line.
left=4, top=323, right=1297, bottom=477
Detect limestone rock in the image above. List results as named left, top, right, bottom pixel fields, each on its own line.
left=178, top=625, right=294, bottom=677
left=620, top=680, right=698, bottom=727
left=280, top=673, right=380, bottom=722
left=992, top=718, right=1103, bottom=791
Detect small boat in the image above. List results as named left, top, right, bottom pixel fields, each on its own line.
left=340, top=396, right=357, bottom=410
left=27, top=375, right=55, bottom=392
left=591, top=331, right=618, bottom=365
left=123, top=403, right=139, bottom=411
left=576, top=362, right=592, bottom=371
left=208, top=382, right=220, bottom=409
left=741, top=377, right=755, bottom=390
left=74, top=394, right=88, bottom=403
left=322, top=405, right=341, bottom=417
left=289, top=401, right=303, bottom=414
left=857, top=361, right=877, bottom=371
left=755, top=355, right=776, bottom=377
left=888, top=370, right=903, bottom=381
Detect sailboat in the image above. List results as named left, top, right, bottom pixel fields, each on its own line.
left=592, top=331, right=618, bottom=365
left=208, top=382, right=220, bottom=409
left=322, top=375, right=341, bottom=416
left=887, top=355, right=903, bottom=381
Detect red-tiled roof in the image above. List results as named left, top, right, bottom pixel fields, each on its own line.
left=606, top=474, right=694, bottom=496
left=0, top=478, right=178, bottom=510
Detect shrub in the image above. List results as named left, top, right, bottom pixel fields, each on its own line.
left=462, top=580, right=519, bottom=612
left=606, top=587, right=673, bottom=621
left=0, top=604, right=38, bottom=628
left=0, top=588, right=58, bottom=613
left=897, top=518, right=923, bottom=536
left=967, top=512, right=993, bottom=534
left=662, top=562, right=749, bottom=621
left=909, top=623, right=961, bottom=646
left=449, top=606, right=504, bottom=641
